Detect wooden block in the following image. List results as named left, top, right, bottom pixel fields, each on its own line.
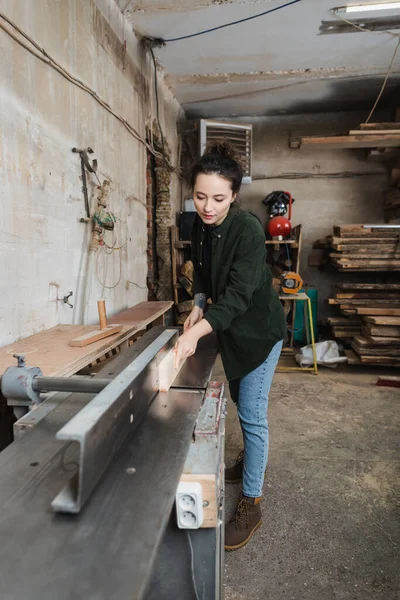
left=376, top=376, right=400, bottom=388
left=68, top=325, right=123, bottom=347
left=180, top=474, right=217, bottom=528
left=158, top=346, right=185, bottom=392
left=345, top=349, right=360, bottom=364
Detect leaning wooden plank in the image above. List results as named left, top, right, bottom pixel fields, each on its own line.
left=364, top=316, right=400, bottom=326
left=158, top=347, right=185, bottom=392
left=345, top=349, right=360, bottom=364
left=300, top=134, right=400, bottom=149
left=376, top=376, right=400, bottom=388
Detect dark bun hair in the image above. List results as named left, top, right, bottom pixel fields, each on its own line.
left=189, top=139, right=243, bottom=195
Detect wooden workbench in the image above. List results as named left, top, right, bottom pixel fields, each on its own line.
left=0, top=301, right=173, bottom=377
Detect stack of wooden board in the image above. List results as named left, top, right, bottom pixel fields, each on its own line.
left=329, top=225, right=400, bottom=271
left=326, top=283, right=400, bottom=366
left=309, top=225, right=400, bottom=270
left=347, top=314, right=400, bottom=367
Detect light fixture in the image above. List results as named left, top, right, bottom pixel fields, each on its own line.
left=336, top=2, right=400, bottom=12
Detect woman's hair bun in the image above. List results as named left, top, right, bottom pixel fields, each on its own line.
left=203, top=139, right=242, bottom=165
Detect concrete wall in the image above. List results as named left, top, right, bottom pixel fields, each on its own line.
left=237, top=113, right=389, bottom=320
left=0, top=0, right=182, bottom=345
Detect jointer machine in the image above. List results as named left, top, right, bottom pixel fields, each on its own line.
left=0, top=327, right=226, bottom=600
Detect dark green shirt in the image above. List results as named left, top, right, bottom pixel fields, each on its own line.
left=191, top=207, right=286, bottom=384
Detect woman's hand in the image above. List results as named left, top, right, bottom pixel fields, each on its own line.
left=174, top=329, right=199, bottom=368
left=184, top=307, right=204, bottom=332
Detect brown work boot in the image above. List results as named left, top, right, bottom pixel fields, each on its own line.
left=225, top=492, right=262, bottom=551
left=225, top=450, right=244, bottom=484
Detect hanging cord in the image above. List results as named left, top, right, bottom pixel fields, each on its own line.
left=331, top=9, right=400, bottom=123
left=149, top=45, right=167, bottom=160
left=162, top=0, right=301, bottom=42
left=186, top=532, right=200, bottom=600
left=0, top=11, right=176, bottom=171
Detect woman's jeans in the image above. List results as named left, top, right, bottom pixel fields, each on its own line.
left=237, top=340, right=283, bottom=498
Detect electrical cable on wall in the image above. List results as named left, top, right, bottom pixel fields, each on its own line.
left=0, top=11, right=176, bottom=171
left=331, top=8, right=400, bottom=123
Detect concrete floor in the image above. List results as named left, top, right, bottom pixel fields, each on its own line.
left=213, top=358, right=400, bottom=600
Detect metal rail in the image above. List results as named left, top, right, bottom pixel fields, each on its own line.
left=52, top=329, right=178, bottom=513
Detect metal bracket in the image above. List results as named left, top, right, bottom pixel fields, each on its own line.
left=51, top=329, right=178, bottom=514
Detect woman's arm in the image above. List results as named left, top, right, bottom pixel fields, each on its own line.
left=174, top=318, right=213, bottom=368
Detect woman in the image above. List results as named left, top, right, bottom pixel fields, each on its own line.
left=174, top=142, right=286, bottom=551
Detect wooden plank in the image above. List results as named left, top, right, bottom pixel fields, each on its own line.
left=337, top=283, right=400, bottom=291
left=330, top=236, right=399, bottom=245
left=0, top=302, right=173, bottom=378
left=332, top=244, right=400, bottom=252
left=69, top=324, right=123, bottom=348
left=329, top=298, right=400, bottom=306
left=179, top=474, right=217, bottom=528
left=363, top=324, right=400, bottom=338
left=350, top=352, right=400, bottom=366
left=328, top=317, right=362, bottom=325
left=333, top=225, right=400, bottom=237
left=336, top=292, right=400, bottom=300
left=330, top=253, right=400, bottom=259
left=352, top=340, right=400, bottom=357
left=158, top=348, right=185, bottom=393
left=364, top=316, right=400, bottom=326
left=355, top=307, right=400, bottom=316
left=354, top=122, right=400, bottom=132
left=301, top=134, right=400, bottom=149
left=355, top=335, right=400, bottom=347
left=332, top=328, right=361, bottom=338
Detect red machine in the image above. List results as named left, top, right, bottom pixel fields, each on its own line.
left=263, top=191, right=294, bottom=239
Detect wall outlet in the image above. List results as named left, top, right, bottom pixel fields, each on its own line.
left=176, top=481, right=204, bottom=529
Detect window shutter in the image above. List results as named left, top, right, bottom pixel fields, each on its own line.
left=199, top=120, right=252, bottom=184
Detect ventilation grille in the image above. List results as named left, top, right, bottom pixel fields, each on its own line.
left=200, top=120, right=252, bottom=184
